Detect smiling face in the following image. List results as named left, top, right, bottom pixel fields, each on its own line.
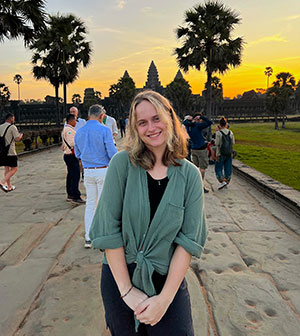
left=135, top=100, right=167, bottom=152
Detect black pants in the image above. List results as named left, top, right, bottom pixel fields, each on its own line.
left=120, top=127, right=126, bottom=138
left=63, top=154, right=81, bottom=199
left=101, top=263, right=194, bottom=336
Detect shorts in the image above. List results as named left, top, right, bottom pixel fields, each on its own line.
left=0, top=155, right=18, bottom=167
left=191, top=149, right=208, bottom=169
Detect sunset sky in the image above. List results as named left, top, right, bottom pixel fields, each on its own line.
left=0, top=0, right=299, bottom=102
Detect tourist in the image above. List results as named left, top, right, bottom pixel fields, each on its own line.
left=74, top=105, right=117, bottom=248
left=69, top=106, right=86, bottom=131
left=103, top=113, right=118, bottom=142
left=215, top=116, right=235, bottom=189
left=119, top=116, right=126, bottom=138
left=0, top=113, right=23, bottom=192
left=90, top=91, right=207, bottom=335
left=61, top=114, right=84, bottom=204
left=69, top=106, right=86, bottom=180
left=183, top=113, right=212, bottom=193
left=182, top=115, right=192, bottom=161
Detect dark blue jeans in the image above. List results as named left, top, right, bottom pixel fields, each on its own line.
left=101, top=263, right=194, bottom=336
left=215, top=155, right=232, bottom=182
left=63, top=154, right=81, bottom=199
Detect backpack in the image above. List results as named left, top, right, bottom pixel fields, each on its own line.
left=0, top=124, right=13, bottom=158
left=220, top=130, right=233, bottom=157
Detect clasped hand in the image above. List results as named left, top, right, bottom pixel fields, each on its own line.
left=122, top=287, right=171, bottom=326
left=134, top=295, right=171, bottom=326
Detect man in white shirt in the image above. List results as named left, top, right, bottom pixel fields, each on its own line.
left=69, top=106, right=86, bottom=180
left=61, top=114, right=84, bottom=204
left=0, top=113, right=23, bottom=192
left=103, top=113, right=118, bottom=141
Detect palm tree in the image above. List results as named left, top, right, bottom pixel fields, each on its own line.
left=13, top=74, right=22, bottom=100
left=175, top=1, right=244, bottom=125
left=272, top=72, right=296, bottom=128
left=72, top=94, right=82, bottom=105
left=264, top=66, right=273, bottom=89
left=30, top=14, right=92, bottom=118
left=0, top=0, right=46, bottom=45
left=207, top=76, right=223, bottom=116
left=0, top=83, right=10, bottom=111
left=265, top=72, right=295, bottom=129
left=273, top=72, right=296, bottom=90
left=31, top=50, right=61, bottom=123
left=266, top=85, right=293, bottom=130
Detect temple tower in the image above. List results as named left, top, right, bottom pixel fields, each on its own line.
left=174, top=70, right=184, bottom=80
left=123, top=70, right=130, bottom=79
left=144, top=61, right=164, bottom=93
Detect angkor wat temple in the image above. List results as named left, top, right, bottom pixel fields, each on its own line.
left=1, top=60, right=298, bottom=127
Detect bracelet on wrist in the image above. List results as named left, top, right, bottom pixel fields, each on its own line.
left=120, top=285, right=133, bottom=299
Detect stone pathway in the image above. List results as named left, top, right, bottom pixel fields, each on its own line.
left=0, top=148, right=299, bottom=336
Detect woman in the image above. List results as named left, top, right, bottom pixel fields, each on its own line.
left=90, top=91, right=207, bottom=335
left=214, top=116, right=235, bottom=190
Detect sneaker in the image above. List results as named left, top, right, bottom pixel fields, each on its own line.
left=218, top=181, right=227, bottom=190
left=85, top=240, right=92, bottom=248
left=204, top=187, right=209, bottom=193
left=71, top=198, right=86, bottom=205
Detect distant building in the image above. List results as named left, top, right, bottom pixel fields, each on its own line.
left=241, top=90, right=259, bottom=100
left=142, top=60, right=164, bottom=94
left=174, top=70, right=184, bottom=80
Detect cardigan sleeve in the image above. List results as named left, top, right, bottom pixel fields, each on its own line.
left=89, top=151, right=128, bottom=250
left=174, top=164, right=208, bottom=258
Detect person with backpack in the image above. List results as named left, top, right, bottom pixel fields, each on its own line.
left=183, top=112, right=212, bottom=193
left=215, top=116, right=235, bottom=190
left=0, top=113, right=23, bottom=192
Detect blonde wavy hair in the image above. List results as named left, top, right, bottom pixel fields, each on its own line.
left=122, top=90, right=188, bottom=170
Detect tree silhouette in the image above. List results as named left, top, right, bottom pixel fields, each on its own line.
left=206, top=76, right=223, bottom=116
left=273, top=72, right=296, bottom=90
left=109, top=74, right=136, bottom=117
left=72, top=94, right=82, bottom=105
left=13, top=74, right=22, bottom=100
left=165, top=77, right=192, bottom=119
left=266, top=72, right=295, bottom=130
left=31, top=14, right=91, bottom=117
left=175, top=1, right=244, bottom=127
left=0, top=0, right=46, bottom=45
left=0, top=83, right=10, bottom=111
left=264, top=66, right=273, bottom=89
left=295, top=81, right=300, bottom=113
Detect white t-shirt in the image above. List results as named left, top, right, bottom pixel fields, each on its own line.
left=75, top=117, right=86, bottom=131
left=104, top=115, right=118, bottom=137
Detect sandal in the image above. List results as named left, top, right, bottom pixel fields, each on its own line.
left=0, top=184, right=9, bottom=193
left=8, top=186, right=16, bottom=192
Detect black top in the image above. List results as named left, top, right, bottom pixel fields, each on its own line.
left=147, top=172, right=169, bottom=223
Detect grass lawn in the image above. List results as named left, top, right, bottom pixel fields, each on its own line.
left=229, top=122, right=300, bottom=191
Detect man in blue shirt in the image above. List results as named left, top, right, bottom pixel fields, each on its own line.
left=183, top=113, right=212, bottom=193
left=75, top=105, right=117, bottom=248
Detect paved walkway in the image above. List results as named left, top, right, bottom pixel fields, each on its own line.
left=0, top=147, right=299, bottom=336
